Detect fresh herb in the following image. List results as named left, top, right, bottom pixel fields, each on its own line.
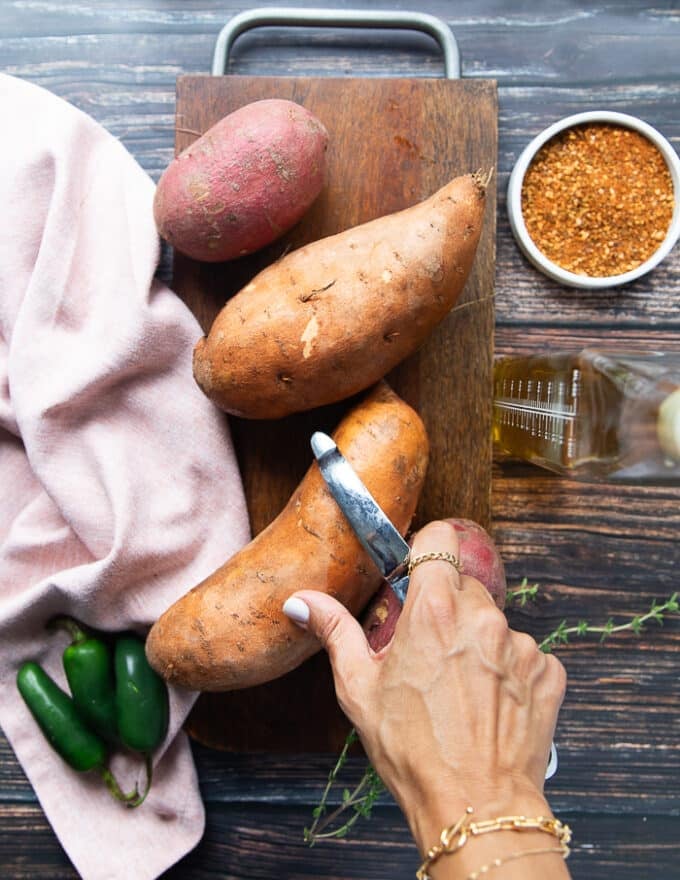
left=538, top=592, right=679, bottom=653
left=304, top=729, right=385, bottom=845
left=505, top=577, right=539, bottom=607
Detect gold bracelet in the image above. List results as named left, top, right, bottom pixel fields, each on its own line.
left=416, top=806, right=572, bottom=880
left=466, top=844, right=567, bottom=879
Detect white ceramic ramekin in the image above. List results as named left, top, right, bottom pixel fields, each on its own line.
left=507, top=110, right=680, bottom=289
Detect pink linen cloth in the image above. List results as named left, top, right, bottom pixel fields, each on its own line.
left=0, top=73, right=251, bottom=878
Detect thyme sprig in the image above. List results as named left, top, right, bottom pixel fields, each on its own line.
left=303, top=729, right=385, bottom=845
left=538, top=592, right=679, bottom=653
left=505, top=577, right=539, bottom=606
left=304, top=584, right=679, bottom=845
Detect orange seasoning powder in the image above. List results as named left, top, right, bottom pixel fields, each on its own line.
left=521, top=123, right=674, bottom=277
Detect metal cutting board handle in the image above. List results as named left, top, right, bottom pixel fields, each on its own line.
left=211, top=7, right=460, bottom=78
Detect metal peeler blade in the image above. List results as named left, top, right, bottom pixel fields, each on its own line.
left=310, top=431, right=410, bottom=603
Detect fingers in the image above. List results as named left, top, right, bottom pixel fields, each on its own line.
left=543, top=652, right=568, bottom=708
left=405, top=520, right=462, bottom=606
left=405, top=520, right=495, bottom=616
left=510, top=631, right=546, bottom=681
left=282, top=590, right=375, bottom=708
left=510, top=631, right=567, bottom=708
left=540, top=653, right=568, bottom=763
left=509, top=631, right=567, bottom=714
left=505, top=630, right=567, bottom=785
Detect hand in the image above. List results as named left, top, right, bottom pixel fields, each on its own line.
left=283, top=520, right=569, bottom=878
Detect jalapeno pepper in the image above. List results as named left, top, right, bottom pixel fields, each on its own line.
left=114, top=634, right=169, bottom=754
left=112, top=633, right=169, bottom=806
left=18, top=621, right=169, bottom=808
left=16, top=661, right=138, bottom=805
left=17, top=662, right=108, bottom=772
left=50, top=617, right=118, bottom=744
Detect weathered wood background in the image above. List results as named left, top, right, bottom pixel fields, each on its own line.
left=2, top=2, right=679, bottom=878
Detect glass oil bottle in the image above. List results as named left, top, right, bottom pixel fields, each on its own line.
left=492, top=349, right=680, bottom=481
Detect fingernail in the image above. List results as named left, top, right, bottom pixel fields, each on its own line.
left=282, top=596, right=310, bottom=627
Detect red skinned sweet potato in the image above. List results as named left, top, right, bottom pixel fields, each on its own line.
left=363, top=518, right=506, bottom=651
left=154, top=99, right=328, bottom=262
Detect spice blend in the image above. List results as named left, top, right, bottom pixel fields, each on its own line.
left=521, top=123, right=674, bottom=277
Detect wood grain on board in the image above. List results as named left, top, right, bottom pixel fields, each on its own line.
left=172, top=74, right=497, bottom=751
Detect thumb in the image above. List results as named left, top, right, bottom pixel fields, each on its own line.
left=283, top=590, right=373, bottom=683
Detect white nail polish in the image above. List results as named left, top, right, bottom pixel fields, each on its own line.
left=282, top=596, right=310, bottom=626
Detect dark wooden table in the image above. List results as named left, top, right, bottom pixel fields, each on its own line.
left=3, top=2, right=679, bottom=877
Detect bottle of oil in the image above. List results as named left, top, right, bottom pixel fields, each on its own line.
left=492, top=350, right=680, bottom=481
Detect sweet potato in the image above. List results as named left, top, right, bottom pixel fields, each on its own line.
left=363, top=518, right=507, bottom=651
left=193, top=171, right=488, bottom=418
left=154, top=99, right=328, bottom=262
left=145, top=382, right=428, bottom=691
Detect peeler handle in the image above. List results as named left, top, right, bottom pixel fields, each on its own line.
left=211, top=7, right=460, bottom=78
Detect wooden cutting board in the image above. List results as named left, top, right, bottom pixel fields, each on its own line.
left=171, top=74, right=497, bottom=752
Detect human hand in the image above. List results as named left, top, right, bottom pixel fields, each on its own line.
left=283, top=520, right=568, bottom=877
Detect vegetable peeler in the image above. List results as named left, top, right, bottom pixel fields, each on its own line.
left=310, top=430, right=558, bottom=780
left=310, top=430, right=411, bottom=603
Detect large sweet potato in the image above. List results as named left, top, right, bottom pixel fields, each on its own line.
left=145, top=383, right=428, bottom=691
left=193, top=171, right=488, bottom=418
left=363, top=518, right=507, bottom=651
left=154, top=99, right=328, bottom=262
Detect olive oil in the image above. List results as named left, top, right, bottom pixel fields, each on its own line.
left=492, top=350, right=680, bottom=481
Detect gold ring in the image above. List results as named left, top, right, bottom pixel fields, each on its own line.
left=408, top=551, right=462, bottom=576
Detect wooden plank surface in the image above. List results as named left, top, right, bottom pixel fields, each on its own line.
left=172, top=74, right=497, bottom=752
left=0, top=802, right=679, bottom=880
left=2, top=2, right=680, bottom=878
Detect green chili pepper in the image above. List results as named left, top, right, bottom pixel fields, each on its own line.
left=17, top=661, right=108, bottom=772
left=17, top=661, right=143, bottom=806
left=19, top=622, right=169, bottom=808
left=114, top=634, right=169, bottom=754
left=50, top=617, right=118, bottom=744
left=113, top=633, right=169, bottom=806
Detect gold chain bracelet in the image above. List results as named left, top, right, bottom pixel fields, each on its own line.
left=416, top=806, right=572, bottom=880
left=466, top=844, right=567, bottom=879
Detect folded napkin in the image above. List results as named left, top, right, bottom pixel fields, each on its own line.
left=0, top=74, right=251, bottom=879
